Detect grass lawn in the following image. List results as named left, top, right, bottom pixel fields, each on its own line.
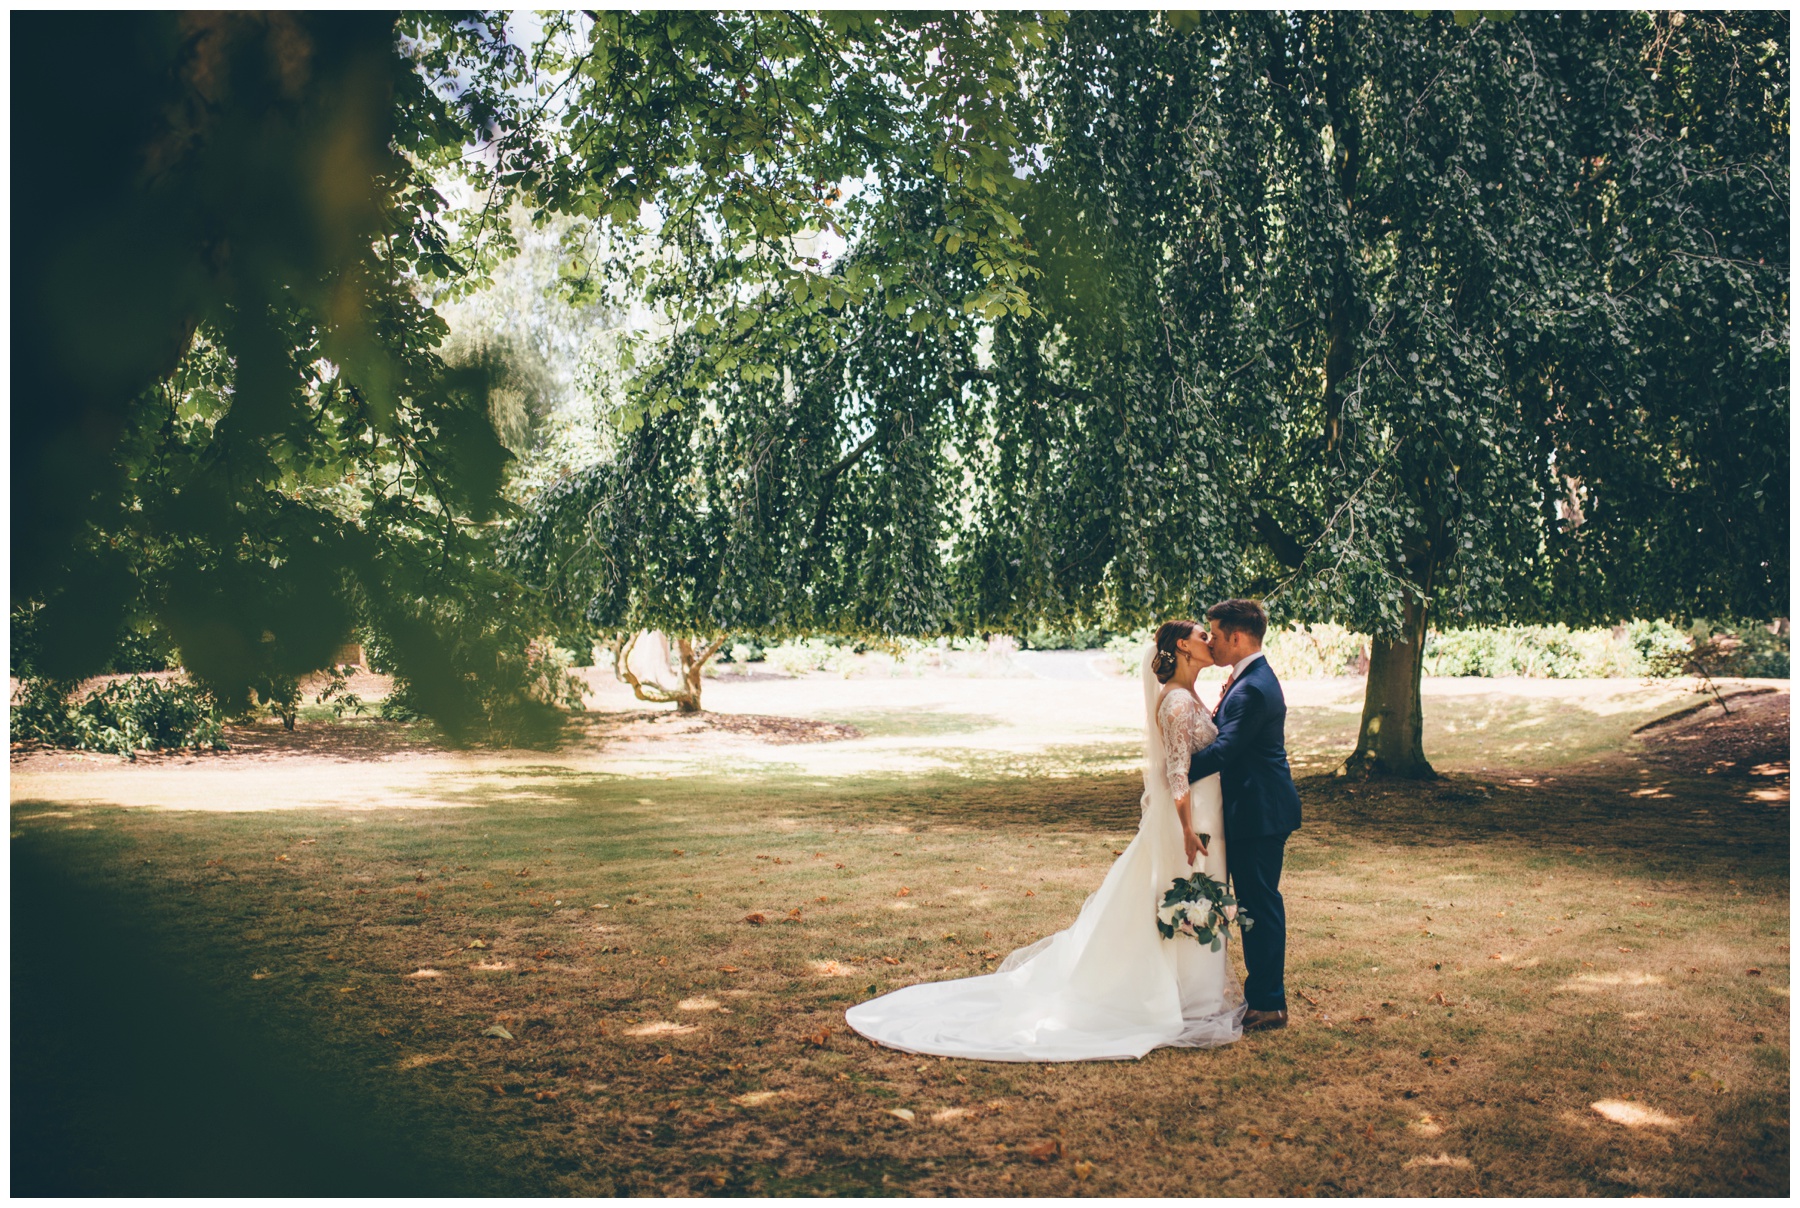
left=10, top=679, right=1789, bottom=1196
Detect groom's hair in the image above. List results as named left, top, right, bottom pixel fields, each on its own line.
left=1206, top=598, right=1268, bottom=642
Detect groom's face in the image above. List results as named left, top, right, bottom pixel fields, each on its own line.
left=1207, top=622, right=1250, bottom=665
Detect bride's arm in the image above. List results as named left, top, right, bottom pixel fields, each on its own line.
left=1163, top=696, right=1205, bottom=864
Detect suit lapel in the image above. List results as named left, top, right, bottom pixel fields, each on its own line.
left=1214, top=657, right=1254, bottom=716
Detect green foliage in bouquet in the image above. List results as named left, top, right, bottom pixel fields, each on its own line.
left=1156, top=870, right=1253, bottom=952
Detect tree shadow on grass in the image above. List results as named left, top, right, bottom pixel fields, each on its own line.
left=11, top=846, right=492, bottom=1196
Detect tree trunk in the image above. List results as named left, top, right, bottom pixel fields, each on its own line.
left=611, top=630, right=728, bottom=714
left=675, top=638, right=706, bottom=714
left=1343, top=592, right=1435, bottom=779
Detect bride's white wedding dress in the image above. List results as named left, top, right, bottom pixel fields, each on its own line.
left=844, top=647, right=1245, bottom=1061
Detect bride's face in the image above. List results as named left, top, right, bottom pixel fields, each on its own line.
left=1176, top=630, right=1216, bottom=671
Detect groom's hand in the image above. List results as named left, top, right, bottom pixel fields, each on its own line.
left=1183, top=831, right=1203, bottom=866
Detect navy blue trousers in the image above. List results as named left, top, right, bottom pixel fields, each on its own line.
left=1227, top=833, right=1289, bottom=1012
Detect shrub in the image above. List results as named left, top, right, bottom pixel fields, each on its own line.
left=382, top=634, right=584, bottom=740
left=106, top=624, right=182, bottom=674
left=1424, top=621, right=1701, bottom=679
left=1098, top=618, right=1754, bottom=681
left=1649, top=619, right=1790, bottom=680
left=764, top=638, right=859, bottom=677
left=1022, top=625, right=1110, bottom=651
left=13, top=675, right=227, bottom=757
left=1721, top=624, right=1789, bottom=678
left=1265, top=624, right=1368, bottom=678
left=314, top=667, right=368, bottom=719
left=721, top=640, right=766, bottom=664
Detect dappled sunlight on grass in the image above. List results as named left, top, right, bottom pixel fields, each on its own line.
left=1591, top=1100, right=1683, bottom=1129
left=1557, top=971, right=1668, bottom=992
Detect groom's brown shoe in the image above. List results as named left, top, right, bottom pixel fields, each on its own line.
left=1243, top=1008, right=1288, bottom=1032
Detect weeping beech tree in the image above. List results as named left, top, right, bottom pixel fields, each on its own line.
left=505, top=184, right=993, bottom=710
left=971, top=10, right=1787, bottom=777
left=517, top=12, right=1783, bottom=763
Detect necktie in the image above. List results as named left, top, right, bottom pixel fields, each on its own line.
left=1213, top=668, right=1235, bottom=717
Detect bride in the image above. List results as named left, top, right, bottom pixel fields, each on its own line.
left=844, top=620, right=1245, bottom=1061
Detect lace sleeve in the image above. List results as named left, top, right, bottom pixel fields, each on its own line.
left=1159, top=692, right=1203, bottom=802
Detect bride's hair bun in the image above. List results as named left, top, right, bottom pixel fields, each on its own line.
left=1151, top=619, right=1199, bottom=684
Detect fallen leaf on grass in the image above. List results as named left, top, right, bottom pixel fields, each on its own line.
left=1073, top=1160, right=1095, bottom=1181
left=931, top=1107, right=970, bottom=1123
left=406, top=969, right=443, bottom=979
left=744, top=913, right=767, bottom=926
left=483, top=1025, right=514, bottom=1040
left=805, top=1026, right=833, bottom=1047
left=1747, top=968, right=1763, bottom=975
left=1407, top=1113, right=1444, bottom=1137
left=1025, top=1138, right=1062, bottom=1162
left=888, top=1108, right=916, bottom=1122
left=1024, top=890, right=1036, bottom=898
left=275, top=855, right=290, bottom=863
left=655, top=1054, right=674, bottom=1066
left=881, top=956, right=901, bottom=965
left=534, top=1089, right=559, bottom=1102
left=896, top=887, right=911, bottom=898
left=718, top=965, right=742, bottom=973
left=624, top=1021, right=699, bottom=1037
left=467, top=939, right=487, bottom=949
left=731, top=1091, right=781, bottom=1107
left=251, top=969, right=272, bottom=980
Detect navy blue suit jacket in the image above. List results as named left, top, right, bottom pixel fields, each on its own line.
left=1187, top=655, right=1302, bottom=841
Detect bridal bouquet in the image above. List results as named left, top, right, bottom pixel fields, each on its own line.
left=1156, top=869, right=1253, bottom=951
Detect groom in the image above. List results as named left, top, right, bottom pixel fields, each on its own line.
left=1187, top=599, right=1301, bottom=1032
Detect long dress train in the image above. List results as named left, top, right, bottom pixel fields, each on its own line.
left=844, top=657, right=1244, bottom=1061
